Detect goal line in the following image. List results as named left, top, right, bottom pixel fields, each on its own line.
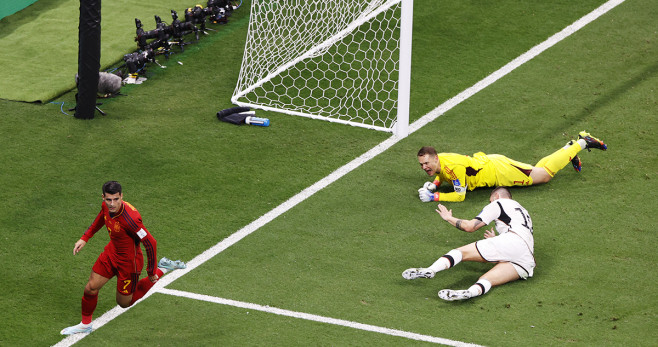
left=159, top=288, right=484, bottom=346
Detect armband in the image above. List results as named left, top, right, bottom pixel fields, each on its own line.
left=137, top=228, right=147, bottom=239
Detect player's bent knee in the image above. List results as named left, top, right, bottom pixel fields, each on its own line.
left=530, top=167, right=552, bottom=184
left=84, top=283, right=100, bottom=296
left=115, top=293, right=133, bottom=308
left=117, top=301, right=131, bottom=308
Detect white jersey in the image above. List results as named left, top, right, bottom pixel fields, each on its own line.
left=476, top=198, right=534, bottom=250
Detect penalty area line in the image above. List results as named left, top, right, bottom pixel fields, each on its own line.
left=53, top=1, right=624, bottom=345
left=159, top=288, right=484, bottom=346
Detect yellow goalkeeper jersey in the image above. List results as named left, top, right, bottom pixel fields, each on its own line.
left=433, top=152, right=533, bottom=202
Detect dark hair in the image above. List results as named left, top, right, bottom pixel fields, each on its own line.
left=491, top=186, right=511, bottom=198
left=417, top=146, right=437, bottom=157
left=102, top=181, right=122, bottom=195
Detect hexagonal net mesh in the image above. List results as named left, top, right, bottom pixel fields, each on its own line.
left=232, top=0, right=410, bottom=133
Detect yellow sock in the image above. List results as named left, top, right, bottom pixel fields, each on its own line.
left=535, top=142, right=582, bottom=177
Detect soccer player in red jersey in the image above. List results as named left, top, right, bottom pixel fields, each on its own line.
left=61, top=181, right=184, bottom=335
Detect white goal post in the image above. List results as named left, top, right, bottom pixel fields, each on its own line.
left=231, top=0, right=413, bottom=137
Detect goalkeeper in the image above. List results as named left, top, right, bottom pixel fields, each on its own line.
left=417, top=131, right=607, bottom=202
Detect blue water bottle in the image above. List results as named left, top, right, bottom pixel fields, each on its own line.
left=245, top=116, right=270, bottom=127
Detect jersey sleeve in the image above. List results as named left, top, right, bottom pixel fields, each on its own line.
left=81, top=208, right=105, bottom=242
left=124, top=206, right=158, bottom=276
left=136, top=227, right=158, bottom=276
left=437, top=165, right=468, bottom=202
left=475, top=201, right=500, bottom=225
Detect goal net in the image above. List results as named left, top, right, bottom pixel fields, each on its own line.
left=232, top=0, right=413, bottom=137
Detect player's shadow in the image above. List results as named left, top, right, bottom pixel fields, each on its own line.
left=547, top=60, right=658, bottom=136
left=436, top=262, right=491, bottom=289
left=577, top=61, right=658, bottom=118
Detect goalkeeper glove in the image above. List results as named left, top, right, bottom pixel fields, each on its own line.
left=418, top=188, right=439, bottom=202
left=423, top=181, right=437, bottom=192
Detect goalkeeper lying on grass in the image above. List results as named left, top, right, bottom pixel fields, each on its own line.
left=417, top=131, right=607, bottom=202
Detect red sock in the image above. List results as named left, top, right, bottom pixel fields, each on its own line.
left=81, top=292, right=98, bottom=324
left=130, top=269, right=164, bottom=305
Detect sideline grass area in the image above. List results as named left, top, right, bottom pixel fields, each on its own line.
left=0, top=0, right=214, bottom=102
left=1, top=0, right=656, bottom=346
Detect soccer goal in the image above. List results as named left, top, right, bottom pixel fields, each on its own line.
left=231, top=0, right=413, bottom=137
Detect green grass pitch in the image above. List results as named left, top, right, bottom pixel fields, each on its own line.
left=0, top=0, right=656, bottom=346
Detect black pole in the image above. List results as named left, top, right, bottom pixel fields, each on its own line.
left=75, top=0, right=101, bottom=119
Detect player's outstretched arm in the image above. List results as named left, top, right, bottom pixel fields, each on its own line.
left=436, top=191, right=466, bottom=202
left=435, top=204, right=485, bottom=232
left=73, top=239, right=87, bottom=255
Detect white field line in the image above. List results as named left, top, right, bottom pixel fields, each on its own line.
left=159, top=288, right=484, bottom=346
left=53, top=1, right=624, bottom=345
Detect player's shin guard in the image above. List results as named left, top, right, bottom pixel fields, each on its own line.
left=429, top=249, right=462, bottom=272
left=535, top=142, right=583, bottom=177
left=81, top=292, right=98, bottom=324
left=129, top=268, right=164, bottom=306
left=468, top=279, right=492, bottom=298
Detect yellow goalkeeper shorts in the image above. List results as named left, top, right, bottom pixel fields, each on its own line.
left=485, top=154, right=534, bottom=186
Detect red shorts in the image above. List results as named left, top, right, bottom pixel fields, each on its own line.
left=92, top=249, right=144, bottom=295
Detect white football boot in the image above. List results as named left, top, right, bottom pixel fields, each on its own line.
left=438, top=289, right=472, bottom=301
left=402, top=268, right=435, bottom=280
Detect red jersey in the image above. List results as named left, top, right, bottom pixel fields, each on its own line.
left=81, top=200, right=158, bottom=276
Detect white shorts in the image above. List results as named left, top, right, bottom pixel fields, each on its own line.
left=475, top=232, right=535, bottom=279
